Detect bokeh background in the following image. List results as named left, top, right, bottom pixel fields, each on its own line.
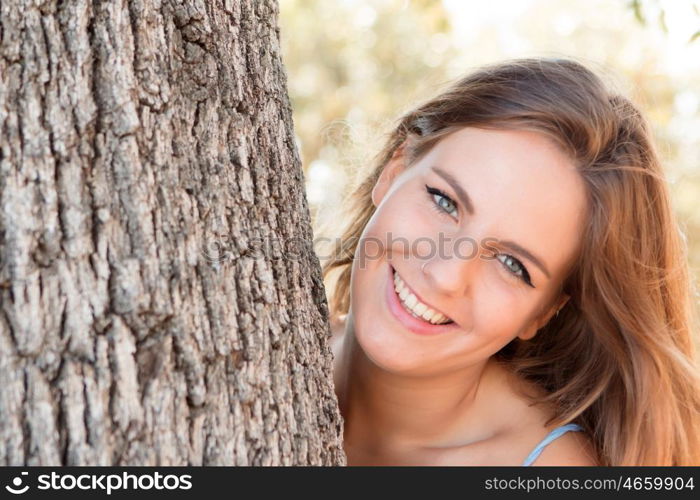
left=278, top=0, right=700, bottom=322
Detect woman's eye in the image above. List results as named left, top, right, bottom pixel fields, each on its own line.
left=496, top=254, right=534, bottom=288
left=425, top=185, right=458, bottom=218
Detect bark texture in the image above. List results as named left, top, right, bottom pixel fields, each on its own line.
left=0, top=0, right=345, bottom=465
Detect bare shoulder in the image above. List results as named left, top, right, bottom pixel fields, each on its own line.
left=494, top=364, right=599, bottom=466
left=527, top=427, right=599, bottom=466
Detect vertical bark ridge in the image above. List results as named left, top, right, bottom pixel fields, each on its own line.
left=0, top=0, right=345, bottom=465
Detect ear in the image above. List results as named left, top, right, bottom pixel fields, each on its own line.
left=371, top=139, right=411, bottom=208
left=517, top=293, right=570, bottom=341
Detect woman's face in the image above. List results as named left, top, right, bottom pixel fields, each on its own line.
left=349, top=126, right=588, bottom=376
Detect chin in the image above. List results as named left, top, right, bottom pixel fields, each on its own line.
left=351, top=315, right=435, bottom=375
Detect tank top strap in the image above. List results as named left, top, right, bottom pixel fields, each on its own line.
left=521, top=423, right=584, bottom=466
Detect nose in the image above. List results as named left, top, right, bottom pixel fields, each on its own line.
left=418, top=235, right=482, bottom=297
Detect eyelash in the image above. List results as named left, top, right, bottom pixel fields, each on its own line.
left=424, top=184, right=535, bottom=288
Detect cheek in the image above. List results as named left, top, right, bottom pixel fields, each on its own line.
left=434, top=292, right=535, bottom=371
left=469, top=277, right=523, bottom=332
left=455, top=265, right=537, bottom=351
left=353, top=197, right=430, bottom=284
left=366, top=197, right=449, bottom=258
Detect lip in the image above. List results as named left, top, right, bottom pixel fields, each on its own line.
left=385, top=263, right=459, bottom=336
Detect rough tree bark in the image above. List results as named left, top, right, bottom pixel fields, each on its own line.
left=0, top=0, right=345, bottom=465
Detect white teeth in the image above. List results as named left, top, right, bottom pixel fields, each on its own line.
left=413, top=302, right=428, bottom=315
left=392, top=269, right=452, bottom=325
left=405, top=294, right=418, bottom=309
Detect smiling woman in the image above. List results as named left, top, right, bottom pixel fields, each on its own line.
left=319, top=57, right=700, bottom=466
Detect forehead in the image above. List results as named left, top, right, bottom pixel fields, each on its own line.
left=416, top=126, right=588, bottom=280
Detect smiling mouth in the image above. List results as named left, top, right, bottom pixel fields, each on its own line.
left=392, top=267, right=454, bottom=325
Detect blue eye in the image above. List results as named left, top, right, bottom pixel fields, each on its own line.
left=496, top=254, right=534, bottom=287
left=425, top=185, right=458, bottom=218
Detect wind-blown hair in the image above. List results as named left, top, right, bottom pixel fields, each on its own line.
left=319, top=57, right=700, bottom=465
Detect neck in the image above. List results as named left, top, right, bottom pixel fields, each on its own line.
left=334, top=318, right=501, bottom=456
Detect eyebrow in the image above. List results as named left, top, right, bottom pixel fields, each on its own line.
left=432, top=166, right=475, bottom=215
left=498, top=240, right=551, bottom=279
left=431, top=166, right=551, bottom=280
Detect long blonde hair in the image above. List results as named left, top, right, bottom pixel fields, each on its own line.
left=319, top=57, right=700, bottom=465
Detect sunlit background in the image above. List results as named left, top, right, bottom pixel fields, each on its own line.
left=278, top=0, right=700, bottom=321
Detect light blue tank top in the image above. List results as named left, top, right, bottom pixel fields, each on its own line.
left=521, top=423, right=584, bottom=466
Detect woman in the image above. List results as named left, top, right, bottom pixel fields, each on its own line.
left=318, top=57, right=700, bottom=466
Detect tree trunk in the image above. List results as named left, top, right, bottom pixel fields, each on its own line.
left=0, top=0, right=345, bottom=465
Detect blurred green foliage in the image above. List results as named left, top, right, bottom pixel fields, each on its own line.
left=279, top=0, right=700, bottom=324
